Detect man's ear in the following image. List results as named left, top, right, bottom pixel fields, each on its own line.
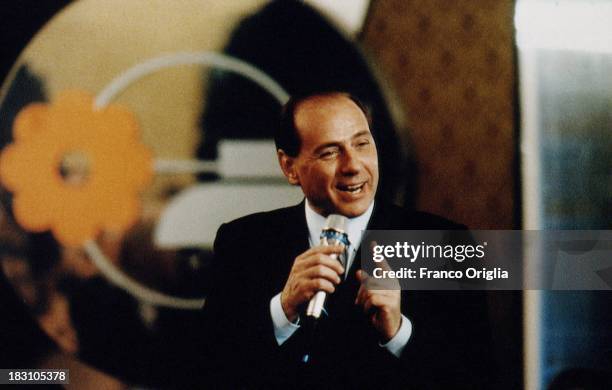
left=277, top=149, right=299, bottom=185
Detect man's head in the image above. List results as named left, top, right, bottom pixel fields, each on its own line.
left=276, top=92, right=379, bottom=218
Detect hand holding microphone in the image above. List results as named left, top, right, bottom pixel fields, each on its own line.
left=280, top=215, right=348, bottom=323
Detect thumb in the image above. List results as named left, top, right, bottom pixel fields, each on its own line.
left=356, top=269, right=369, bottom=283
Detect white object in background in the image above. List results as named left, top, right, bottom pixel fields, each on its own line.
left=515, top=0, right=612, bottom=53
left=154, top=184, right=303, bottom=249
left=305, top=0, right=371, bottom=37
left=218, top=140, right=283, bottom=178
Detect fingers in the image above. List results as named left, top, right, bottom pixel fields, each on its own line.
left=363, top=296, right=375, bottom=315
left=302, top=255, right=345, bottom=276
left=281, top=245, right=346, bottom=320
left=356, top=269, right=382, bottom=290
left=356, top=288, right=398, bottom=314
left=354, top=270, right=369, bottom=306
left=358, top=290, right=380, bottom=316
left=355, top=269, right=400, bottom=307
left=354, top=263, right=403, bottom=340
left=355, top=283, right=365, bottom=305
left=305, top=278, right=336, bottom=295
left=301, top=263, right=342, bottom=284
left=294, top=246, right=345, bottom=275
left=297, top=244, right=344, bottom=259
left=356, top=269, right=368, bottom=282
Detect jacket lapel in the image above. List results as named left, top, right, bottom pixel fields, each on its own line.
left=272, top=201, right=310, bottom=277
left=349, top=201, right=390, bottom=276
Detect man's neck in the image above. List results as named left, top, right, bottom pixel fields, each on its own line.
left=304, top=199, right=374, bottom=220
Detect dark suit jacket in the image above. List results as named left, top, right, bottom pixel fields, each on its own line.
left=206, top=201, right=495, bottom=389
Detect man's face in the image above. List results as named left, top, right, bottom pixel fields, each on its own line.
left=279, top=95, right=379, bottom=218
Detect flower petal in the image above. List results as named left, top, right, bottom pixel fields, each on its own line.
left=51, top=191, right=101, bottom=246
left=52, top=217, right=98, bottom=247
left=0, top=142, right=60, bottom=193
left=101, top=196, right=140, bottom=233
left=98, top=105, right=140, bottom=142
left=125, top=144, right=154, bottom=189
left=13, top=103, right=49, bottom=141
left=12, top=193, right=54, bottom=232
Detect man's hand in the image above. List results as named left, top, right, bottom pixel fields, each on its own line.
left=280, top=245, right=345, bottom=322
left=355, top=269, right=402, bottom=342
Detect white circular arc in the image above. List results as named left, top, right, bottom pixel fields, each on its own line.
left=94, top=51, right=289, bottom=108
left=84, top=240, right=204, bottom=309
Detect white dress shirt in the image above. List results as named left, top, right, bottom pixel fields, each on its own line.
left=269, top=200, right=412, bottom=358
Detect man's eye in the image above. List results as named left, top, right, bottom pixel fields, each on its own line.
left=356, top=140, right=370, bottom=148
left=319, top=150, right=338, bottom=159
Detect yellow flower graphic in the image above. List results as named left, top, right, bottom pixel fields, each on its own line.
left=0, top=90, right=153, bottom=246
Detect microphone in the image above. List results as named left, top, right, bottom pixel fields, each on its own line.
left=305, top=214, right=349, bottom=320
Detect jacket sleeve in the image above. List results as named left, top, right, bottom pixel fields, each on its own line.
left=395, top=290, right=496, bottom=388
left=205, top=222, right=309, bottom=386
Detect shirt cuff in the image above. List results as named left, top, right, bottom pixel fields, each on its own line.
left=379, top=314, right=412, bottom=358
left=270, top=293, right=301, bottom=346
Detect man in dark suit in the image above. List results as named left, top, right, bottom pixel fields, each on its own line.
left=206, top=92, right=494, bottom=388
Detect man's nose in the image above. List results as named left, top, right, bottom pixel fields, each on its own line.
left=339, top=149, right=361, bottom=175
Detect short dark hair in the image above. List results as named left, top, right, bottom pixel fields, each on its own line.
left=275, top=92, right=372, bottom=157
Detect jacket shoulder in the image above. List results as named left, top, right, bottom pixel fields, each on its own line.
left=409, top=210, right=466, bottom=229
left=215, top=204, right=301, bottom=240
left=375, top=203, right=466, bottom=230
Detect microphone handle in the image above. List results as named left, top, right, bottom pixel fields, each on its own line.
left=305, top=246, right=340, bottom=319
left=301, top=226, right=346, bottom=364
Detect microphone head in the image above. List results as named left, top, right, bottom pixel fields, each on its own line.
left=323, top=214, right=347, bottom=233
left=321, top=214, right=350, bottom=252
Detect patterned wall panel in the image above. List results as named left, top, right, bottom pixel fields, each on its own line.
left=361, top=0, right=516, bottom=229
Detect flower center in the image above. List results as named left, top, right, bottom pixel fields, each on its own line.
left=59, top=150, right=91, bottom=186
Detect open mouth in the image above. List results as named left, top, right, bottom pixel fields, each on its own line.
left=337, top=182, right=366, bottom=194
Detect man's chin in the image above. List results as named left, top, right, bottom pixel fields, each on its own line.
left=332, top=200, right=372, bottom=218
